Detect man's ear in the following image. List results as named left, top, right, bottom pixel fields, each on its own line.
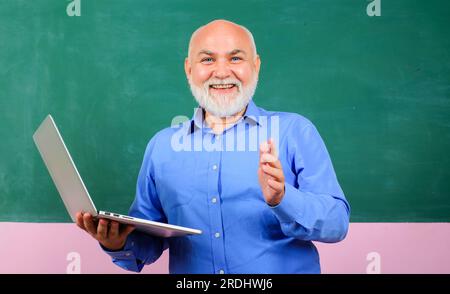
left=184, top=57, right=191, bottom=80
left=254, top=54, right=261, bottom=76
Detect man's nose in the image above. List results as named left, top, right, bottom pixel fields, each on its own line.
left=213, top=59, right=231, bottom=79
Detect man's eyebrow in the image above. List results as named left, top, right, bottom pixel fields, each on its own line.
left=197, top=49, right=247, bottom=56
left=197, top=50, right=214, bottom=56
left=228, top=49, right=246, bottom=55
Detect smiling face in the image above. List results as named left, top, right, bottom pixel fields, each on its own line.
left=185, top=20, right=261, bottom=117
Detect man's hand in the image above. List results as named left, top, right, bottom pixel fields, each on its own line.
left=75, top=212, right=135, bottom=251
left=258, top=138, right=285, bottom=206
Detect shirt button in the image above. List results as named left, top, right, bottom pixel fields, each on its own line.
left=214, top=232, right=220, bottom=238
left=211, top=197, right=217, bottom=204
left=212, top=164, right=218, bottom=170
left=219, top=270, right=225, bottom=274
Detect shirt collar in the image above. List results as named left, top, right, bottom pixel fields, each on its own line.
left=243, top=99, right=264, bottom=127
left=187, top=99, right=264, bottom=135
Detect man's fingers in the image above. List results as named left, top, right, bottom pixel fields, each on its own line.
left=260, top=139, right=280, bottom=168
left=259, top=141, right=269, bottom=156
left=108, top=221, right=120, bottom=239
left=268, top=138, right=278, bottom=158
left=260, top=153, right=282, bottom=170
left=75, top=212, right=86, bottom=230
left=97, top=219, right=109, bottom=240
left=261, top=164, right=284, bottom=181
left=267, top=178, right=284, bottom=192
left=260, top=139, right=278, bottom=156
left=260, top=153, right=277, bottom=164
left=83, top=213, right=97, bottom=235
left=259, top=167, right=276, bottom=183
left=260, top=154, right=282, bottom=170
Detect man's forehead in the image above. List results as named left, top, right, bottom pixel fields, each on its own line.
left=194, top=20, right=249, bottom=40
left=190, top=33, right=252, bottom=55
left=188, top=20, right=256, bottom=58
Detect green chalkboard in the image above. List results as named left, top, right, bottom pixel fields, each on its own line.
left=1, top=0, right=449, bottom=222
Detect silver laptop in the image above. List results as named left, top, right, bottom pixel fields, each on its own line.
left=32, top=115, right=202, bottom=237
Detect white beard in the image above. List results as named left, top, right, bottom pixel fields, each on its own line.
left=189, top=76, right=258, bottom=118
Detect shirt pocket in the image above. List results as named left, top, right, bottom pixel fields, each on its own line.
left=155, top=156, right=198, bottom=211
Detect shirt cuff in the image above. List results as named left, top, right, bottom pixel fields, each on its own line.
left=270, top=182, right=303, bottom=223
left=99, top=241, right=136, bottom=260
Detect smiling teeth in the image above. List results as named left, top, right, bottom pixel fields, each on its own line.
left=211, top=84, right=235, bottom=89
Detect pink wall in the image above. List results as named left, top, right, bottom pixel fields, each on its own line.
left=1, top=222, right=449, bottom=274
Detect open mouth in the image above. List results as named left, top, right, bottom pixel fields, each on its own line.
left=209, top=83, right=237, bottom=90
left=209, top=84, right=238, bottom=95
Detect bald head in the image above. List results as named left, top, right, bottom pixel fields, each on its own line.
left=188, top=20, right=257, bottom=61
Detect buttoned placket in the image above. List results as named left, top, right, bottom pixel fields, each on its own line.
left=205, top=131, right=228, bottom=274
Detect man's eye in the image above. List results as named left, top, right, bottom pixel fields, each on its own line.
left=231, top=56, right=242, bottom=62
left=201, top=58, right=213, bottom=63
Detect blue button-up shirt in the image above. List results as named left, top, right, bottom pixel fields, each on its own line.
left=104, top=100, right=350, bottom=274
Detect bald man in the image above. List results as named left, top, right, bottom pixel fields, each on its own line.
left=75, top=20, right=350, bottom=274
